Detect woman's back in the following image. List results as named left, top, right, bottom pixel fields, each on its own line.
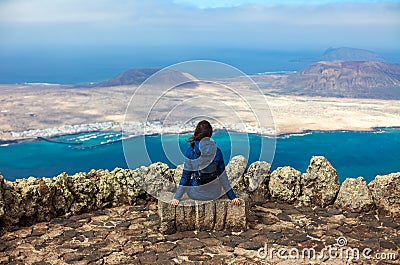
left=184, top=138, right=224, bottom=177
left=171, top=120, right=240, bottom=206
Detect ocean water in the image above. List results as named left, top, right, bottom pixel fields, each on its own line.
left=1, top=129, right=399, bottom=183
left=0, top=48, right=318, bottom=84
left=1, top=47, right=399, bottom=85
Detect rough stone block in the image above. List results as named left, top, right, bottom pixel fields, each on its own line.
left=269, top=166, right=301, bottom=203
left=334, top=177, right=374, bottom=213
left=225, top=198, right=248, bottom=232
left=158, top=192, right=176, bottom=234
left=0, top=175, right=5, bottom=218
left=299, top=156, right=340, bottom=207
left=226, top=155, right=247, bottom=185
left=214, top=199, right=228, bottom=230
left=368, top=172, right=400, bottom=217
left=195, top=202, right=215, bottom=231
left=176, top=201, right=196, bottom=231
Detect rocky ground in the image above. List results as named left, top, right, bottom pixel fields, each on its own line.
left=0, top=199, right=399, bottom=265
left=0, top=157, right=399, bottom=264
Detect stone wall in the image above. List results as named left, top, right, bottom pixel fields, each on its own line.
left=232, top=155, right=399, bottom=217
left=158, top=192, right=249, bottom=234
left=1, top=155, right=399, bottom=229
left=0, top=163, right=174, bottom=227
left=223, top=156, right=400, bottom=217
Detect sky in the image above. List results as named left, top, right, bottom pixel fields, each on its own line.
left=0, top=0, right=399, bottom=50
left=174, top=0, right=400, bottom=8
left=0, top=0, right=399, bottom=82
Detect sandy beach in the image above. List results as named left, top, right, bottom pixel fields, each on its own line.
left=0, top=83, right=399, bottom=141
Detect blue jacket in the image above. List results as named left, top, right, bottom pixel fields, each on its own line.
left=174, top=139, right=237, bottom=201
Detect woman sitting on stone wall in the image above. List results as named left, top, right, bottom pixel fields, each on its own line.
left=171, top=120, right=241, bottom=207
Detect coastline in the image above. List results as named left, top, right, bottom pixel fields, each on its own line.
left=1, top=122, right=400, bottom=146
left=2, top=83, right=400, bottom=144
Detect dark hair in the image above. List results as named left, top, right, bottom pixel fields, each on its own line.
left=188, top=120, right=213, bottom=147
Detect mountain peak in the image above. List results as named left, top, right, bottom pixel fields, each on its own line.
left=287, top=61, right=400, bottom=99
left=94, top=68, right=196, bottom=87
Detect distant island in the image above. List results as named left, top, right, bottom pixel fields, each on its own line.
left=320, top=47, right=385, bottom=62
left=292, top=47, right=385, bottom=62
left=267, top=61, right=400, bottom=99
left=258, top=47, right=400, bottom=99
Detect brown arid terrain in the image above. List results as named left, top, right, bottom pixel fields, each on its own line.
left=286, top=61, right=400, bottom=99
left=0, top=81, right=400, bottom=141
left=240, top=61, right=400, bottom=99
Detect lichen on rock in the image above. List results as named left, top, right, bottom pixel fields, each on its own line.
left=242, top=161, right=271, bottom=202
left=226, top=155, right=247, bottom=188
left=173, top=164, right=184, bottom=187
left=134, top=162, right=176, bottom=198
left=269, top=166, right=301, bottom=202
left=334, top=177, right=374, bottom=212
left=299, top=156, right=340, bottom=207
left=1, top=179, right=22, bottom=225
left=0, top=175, right=4, bottom=219
left=69, top=172, right=99, bottom=214
left=368, top=172, right=400, bottom=217
left=0, top=167, right=148, bottom=227
left=52, top=172, right=75, bottom=216
left=243, top=161, right=271, bottom=192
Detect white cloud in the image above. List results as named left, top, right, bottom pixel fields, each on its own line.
left=0, top=0, right=398, bottom=25
left=173, top=0, right=400, bottom=9
left=0, top=0, right=398, bottom=49
left=0, top=0, right=130, bottom=23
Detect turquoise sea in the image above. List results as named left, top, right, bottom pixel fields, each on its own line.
left=1, top=128, right=399, bottom=183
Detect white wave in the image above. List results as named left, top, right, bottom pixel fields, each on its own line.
left=257, top=70, right=297, bottom=75
left=290, top=132, right=312, bottom=137
left=71, top=132, right=122, bottom=143
left=76, top=137, right=91, bottom=141
left=77, top=133, right=103, bottom=141
left=104, top=134, right=119, bottom=139
left=278, top=132, right=312, bottom=139
left=0, top=144, right=9, bottom=147
left=23, top=82, right=60, bottom=86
